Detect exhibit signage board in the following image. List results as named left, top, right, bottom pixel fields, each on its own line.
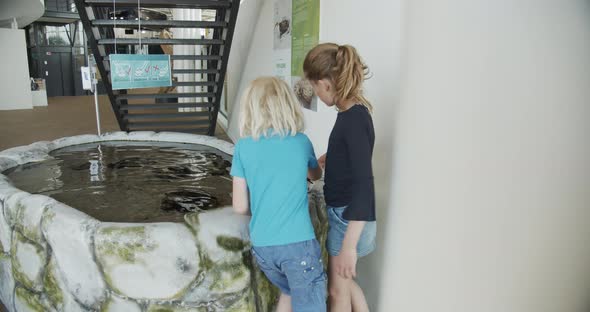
left=110, top=54, right=172, bottom=90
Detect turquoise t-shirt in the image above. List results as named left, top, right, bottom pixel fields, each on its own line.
left=230, top=132, right=318, bottom=247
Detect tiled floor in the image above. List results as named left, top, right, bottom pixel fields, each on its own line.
left=0, top=95, right=231, bottom=151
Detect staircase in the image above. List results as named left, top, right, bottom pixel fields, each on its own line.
left=73, top=0, right=240, bottom=135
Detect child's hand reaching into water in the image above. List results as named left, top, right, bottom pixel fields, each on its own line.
left=318, top=154, right=326, bottom=170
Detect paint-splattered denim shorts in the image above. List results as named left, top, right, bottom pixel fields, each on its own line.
left=327, top=206, right=377, bottom=258
left=251, top=239, right=327, bottom=311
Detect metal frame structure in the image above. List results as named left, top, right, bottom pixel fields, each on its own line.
left=73, top=0, right=240, bottom=135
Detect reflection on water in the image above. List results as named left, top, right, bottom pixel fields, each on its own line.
left=3, top=141, right=233, bottom=223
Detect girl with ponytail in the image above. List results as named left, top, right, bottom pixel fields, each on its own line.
left=304, top=43, right=376, bottom=312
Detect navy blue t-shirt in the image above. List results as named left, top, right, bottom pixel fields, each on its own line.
left=324, top=105, right=376, bottom=221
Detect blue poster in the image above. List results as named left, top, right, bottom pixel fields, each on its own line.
left=110, top=54, right=172, bottom=90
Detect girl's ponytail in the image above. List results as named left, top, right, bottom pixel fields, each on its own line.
left=334, top=45, right=372, bottom=113
left=304, top=43, right=372, bottom=113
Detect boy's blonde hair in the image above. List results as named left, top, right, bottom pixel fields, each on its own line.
left=239, top=77, right=304, bottom=139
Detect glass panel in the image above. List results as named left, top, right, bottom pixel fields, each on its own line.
left=40, top=25, right=70, bottom=46
left=73, top=21, right=85, bottom=47
left=44, top=0, right=77, bottom=13
left=74, top=46, right=86, bottom=70
left=28, top=26, right=36, bottom=47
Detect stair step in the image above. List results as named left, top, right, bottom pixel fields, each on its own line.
left=98, top=55, right=222, bottom=62
left=173, top=81, right=217, bottom=87
left=98, top=38, right=224, bottom=45
left=79, top=0, right=240, bottom=137
left=124, top=112, right=210, bottom=120
left=92, top=20, right=227, bottom=28
left=127, top=120, right=210, bottom=129
left=116, top=93, right=216, bottom=100
left=84, top=0, right=231, bottom=9
left=172, top=69, right=219, bottom=74
left=150, top=129, right=210, bottom=134
left=171, top=55, right=222, bottom=61
left=120, top=102, right=214, bottom=110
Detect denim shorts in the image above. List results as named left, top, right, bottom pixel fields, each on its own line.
left=327, top=206, right=377, bottom=257
left=251, top=239, right=327, bottom=312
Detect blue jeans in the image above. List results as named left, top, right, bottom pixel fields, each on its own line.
left=327, top=206, right=377, bottom=257
left=251, top=239, right=327, bottom=312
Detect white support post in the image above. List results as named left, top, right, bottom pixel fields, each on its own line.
left=89, top=57, right=101, bottom=135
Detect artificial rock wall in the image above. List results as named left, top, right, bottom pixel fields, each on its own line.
left=0, top=132, right=329, bottom=312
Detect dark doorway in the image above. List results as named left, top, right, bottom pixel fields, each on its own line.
left=26, top=21, right=89, bottom=97
left=44, top=53, right=62, bottom=97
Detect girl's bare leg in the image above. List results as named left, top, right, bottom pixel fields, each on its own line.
left=329, top=256, right=352, bottom=312
left=350, top=279, right=369, bottom=312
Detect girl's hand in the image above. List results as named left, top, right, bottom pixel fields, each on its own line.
left=334, top=247, right=357, bottom=279
left=318, top=154, right=327, bottom=170
left=336, top=221, right=365, bottom=279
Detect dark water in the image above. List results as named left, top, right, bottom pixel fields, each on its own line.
left=3, top=141, right=233, bottom=223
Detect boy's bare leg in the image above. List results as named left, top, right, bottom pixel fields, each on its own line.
left=276, top=293, right=293, bottom=312
left=329, top=256, right=352, bottom=312
left=350, top=279, right=369, bottom=312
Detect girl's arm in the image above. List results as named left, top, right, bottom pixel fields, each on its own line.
left=342, top=221, right=366, bottom=255
left=232, top=177, right=250, bottom=215
left=335, top=116, right=376, bottom=278
left=335, top=221, right=366, bottom=279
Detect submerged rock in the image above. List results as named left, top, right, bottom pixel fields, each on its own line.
left=70, top=162, right=90, bottom=171
left=167, top=166, right=196, bottom=175
left=107, top=157, right=157, bottom=170
left=161, top=190, right=218, bottom=213
left=200, top=153, right=231, bottom=177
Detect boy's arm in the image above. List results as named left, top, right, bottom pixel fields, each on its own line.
left=232, top=177, right=250, bottom=215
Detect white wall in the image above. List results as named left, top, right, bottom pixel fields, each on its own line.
left=226, top=1, right=401, bottom=310
left=0, top=0, right=44, bottom=28
left=224, top=0, right=263, bottom=120
left=227, top=1, right=590, bottom=311
left=381, top=1, right=590, bottom=312
left=0, top=28, right=33, bottom=110
left=317, top=2, right=400, bottom=311
left=227, top=0, right=276, bottom=142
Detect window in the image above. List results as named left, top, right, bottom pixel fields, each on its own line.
left=44, top=0, right=77, bottom=13
left=42, top=25, right=70, bottom=46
